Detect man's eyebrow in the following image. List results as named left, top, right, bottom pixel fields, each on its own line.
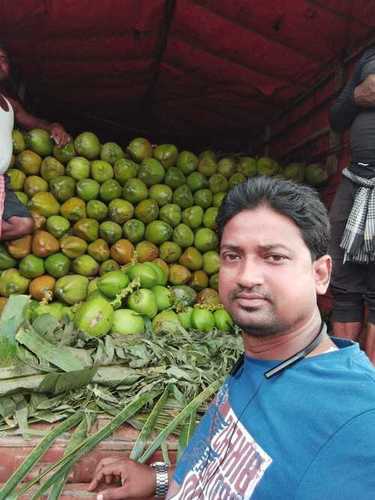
left=220, top=243, right=292, bottom=252
left=259, top=244, right=292, bottom=252
left=220, top=244, right=241, bottom=251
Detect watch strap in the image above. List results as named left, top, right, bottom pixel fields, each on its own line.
left=151, top=462, right=169, bottom=497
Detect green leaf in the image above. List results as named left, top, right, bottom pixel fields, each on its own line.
left=13, top=394, right=29, bottom=439
left=0, top=295, right=30, bottom=333
left=104, top=336, right=115, bottom=363
left=0, top=396, right=16, bottom=419
left=0, top=295, right=30, bottom=365
left=161, top=441, right=170, bottom=464
left=166, top=366, right=193, bottom=381
left=139, top=378, right=222, bottom=463
left=95, top=399, right=119, bottom=416
left=130, top=384, right=170, bottom=460
left=90, top=384, right=119, bottom=405
left=93, top=338, right=106, bottom=366
left=177, top=408, right=197, bottom=460
left=47, top=412, right=96, bottom=500
left=0, top=410, right=84, bottom=500
left=18, top=390, right=161, bottom=498
left=15, top=345, right=55, bottom=373
left=16, top=326, right=87, bottom=372
left=38, top=367, right=97, bottom=395
left=32, top=315, right=61, bottom=337
left=32, top=411, right=70, bottom=424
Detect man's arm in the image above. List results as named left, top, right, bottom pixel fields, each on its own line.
left=353, top=74, right=375, bottom=108
left=329, top=78, right=359, bottom=133
left=328, top=51, right=374, bottom=133
left=7, top=97, right=71, bottom=146
left=88, top=386, right=220, bottom=499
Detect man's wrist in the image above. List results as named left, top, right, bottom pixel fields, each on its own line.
left=151, top=462, right=169, bottom=497
left=354, top=85, right=365, bottom=106
left=49, top=122, right=62, bottom=130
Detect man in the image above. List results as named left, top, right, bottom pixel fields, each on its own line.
left=0, top=44, right=70, bottom=240
left=329, top=47, right=375, bottom=363
left=88, top=177, right=375, bottom=499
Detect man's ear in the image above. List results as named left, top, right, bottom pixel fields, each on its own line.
left=313, top=254, right=332, bottom=295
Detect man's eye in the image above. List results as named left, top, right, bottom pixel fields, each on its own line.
left=265, top=254, right=287, bottom=262
left=222, top=253, right=240, bottom=261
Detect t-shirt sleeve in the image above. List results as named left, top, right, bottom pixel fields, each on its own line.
left=295, top=409, right=375, bottom=500
left=173, top=402, right=216, bottom=485
left=360, top=59, right=375, bottom=82
left=329, top=57, right=364, bottom=133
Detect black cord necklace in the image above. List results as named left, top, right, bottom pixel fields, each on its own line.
left=264, top=322, right=327, bottom=379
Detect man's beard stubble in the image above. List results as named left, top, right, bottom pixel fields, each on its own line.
left=228, top=286, right=288, bottom=338
left=235, top=317, right=285, bottom=338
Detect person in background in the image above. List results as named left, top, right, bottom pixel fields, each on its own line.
left=329, top=47, right=375, bottom=363
left=0, top=43, right=70, bottom=240
left=88, top=177, right=375, bottom=500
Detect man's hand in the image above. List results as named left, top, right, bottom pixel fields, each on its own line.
left=88, top=457, right=156, bottom=499
left=49, top=122, right=71, bottom=147
left=354, top=74, right=375, bottom=107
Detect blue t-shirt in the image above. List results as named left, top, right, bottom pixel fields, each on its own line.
left=173, top=338, right=375, bottom=499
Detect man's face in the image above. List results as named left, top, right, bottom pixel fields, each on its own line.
left=0, top=49, right=10, bottom=81
left=219, top=205, right=331, bottom=337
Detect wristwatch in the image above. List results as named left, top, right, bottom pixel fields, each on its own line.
left=150, top=461, right=169, bottom=497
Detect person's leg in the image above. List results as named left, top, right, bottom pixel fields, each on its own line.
left=363, top=323, right=375, bottom=363
left=329, top=177, right=365, bottom=341
left=363, top=266, right=375, bottom=363
left=1, top=181, right=34, bottom=240
left=332, top=320, right=363, bottom=340
left=330, top=284, right=364, bottom=341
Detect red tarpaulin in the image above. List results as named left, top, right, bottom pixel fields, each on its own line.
left=1, top=0, right=374, bottom=149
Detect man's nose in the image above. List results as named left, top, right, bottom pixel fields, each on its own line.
left=237, top=257, right=265, bottom=288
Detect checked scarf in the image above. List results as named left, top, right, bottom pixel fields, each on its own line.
left=340, top=168, right=375, bottom=263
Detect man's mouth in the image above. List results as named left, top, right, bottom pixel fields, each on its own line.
left=234, top=296, right=269, bottom=311
left=235, top=293, right=267, bottom=300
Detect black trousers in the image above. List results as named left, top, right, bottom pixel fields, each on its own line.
left=329, top=176, right=375, bottom=323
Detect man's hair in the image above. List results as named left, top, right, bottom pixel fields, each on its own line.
left=216, top=176, right=330, bottom=260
